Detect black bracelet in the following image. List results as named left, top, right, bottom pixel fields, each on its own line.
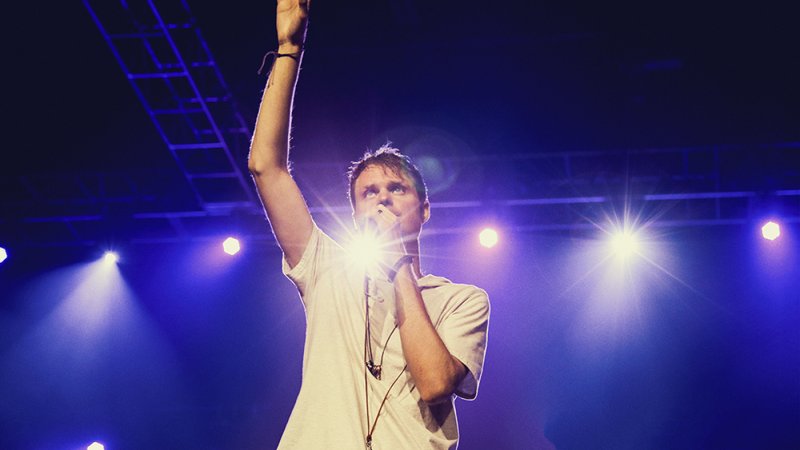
left=387, top=255, right=414, bottom=282
left=275, top=52, right=301, bottom=61
left=257, top=49, right=303, bottom=75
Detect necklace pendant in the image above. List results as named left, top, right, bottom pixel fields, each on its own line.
left=366, top=360, right=382, bottom=380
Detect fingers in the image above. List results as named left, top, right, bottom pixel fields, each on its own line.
left=374, top=205, right=399, bottom=230
left=361, top=205, right=398, bottom=235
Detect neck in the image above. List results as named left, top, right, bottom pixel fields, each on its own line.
left=403, top=238, right=423, bottom=278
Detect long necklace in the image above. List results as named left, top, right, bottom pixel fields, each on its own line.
left=363, top=275, right=407, bottom=449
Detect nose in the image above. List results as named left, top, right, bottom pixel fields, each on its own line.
left=377, top=189, right=392, bottom=206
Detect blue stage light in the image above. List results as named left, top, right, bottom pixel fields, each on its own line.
left=87, top=442, right=105, bottom=450
left=609, top=230, right=640, bottom=259
left=0, top=247, right=7, bottom=264
left=103, top=251, right=119, bottom=264
left=479, top=228, right=499, bottom=248
left=761, top=221, right=780, bottom=241
left=223, top=237, right=241, bottom=255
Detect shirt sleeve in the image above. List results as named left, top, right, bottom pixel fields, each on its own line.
left=282, top=224, right=341, bottom=307
left=439, top=288, right=490, bottom=400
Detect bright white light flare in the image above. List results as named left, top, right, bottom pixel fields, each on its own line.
left=223, top=237, right=241, bottom=255
left=479, top=228, right=499, bottom=248
left=103, top=251, right=119, bottom=264
left=609, top=231, right=640, bottom=258
left=761, top=221, right=780, bottom=241
left=348, top=233, right=383, bottom=269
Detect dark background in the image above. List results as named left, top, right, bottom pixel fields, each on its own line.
left=2, top=1, right=799, bottom=449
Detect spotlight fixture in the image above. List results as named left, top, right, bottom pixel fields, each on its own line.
left=87, top=442, right=105, bottom=450
left=103, top=251, right=119, bottom=264
left=609, top=230, right=640, bottom=258
left=761, top=221, right=781, bottom=241
left=478, top=228, right=499, bottom=248
left=223, top=237, right=241, bottom=255
left=0, top=247, right=7, bottom=264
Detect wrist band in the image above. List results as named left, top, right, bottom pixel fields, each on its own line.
left=257, top=48, right=303, bottom=75
left=387, top=255, right=414, bottom=282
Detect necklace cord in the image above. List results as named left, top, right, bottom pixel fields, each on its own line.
left=364, top=274, right=407, bottom=448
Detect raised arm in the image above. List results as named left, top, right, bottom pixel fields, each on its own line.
left=248, top=0, right=313, bottom=268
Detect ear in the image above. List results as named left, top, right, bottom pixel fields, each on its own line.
left=421, top=200, right=431, bottom=224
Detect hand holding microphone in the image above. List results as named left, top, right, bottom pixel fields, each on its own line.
left=359, top=205, right=408, bottom=272
left=363, top=204, right=399, bottom=235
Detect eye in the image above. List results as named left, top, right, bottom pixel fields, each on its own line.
left=390, top=185, right=406, bottom=194
left=363, top=188, right=377, bottom=198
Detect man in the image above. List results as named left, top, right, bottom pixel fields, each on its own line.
left=248, top=1, right=490, bottom=448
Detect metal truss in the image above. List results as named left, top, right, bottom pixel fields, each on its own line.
left=83, top=0, right=256, bottom=212
left=2, top=2, right=797, bottom=248
left=2, top=143, right=797, bottom=247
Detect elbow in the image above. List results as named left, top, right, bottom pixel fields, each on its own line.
left=418, top=380, right=456, bottom=405
left=247, top=153, right=266, bottom=176
left=416, top=356, right=468, bottom=405
left=247, top=161, right=261, bottom=177
left=247, top=153, right=284, bottom=178
left=247, top=139, right=287, bottom=177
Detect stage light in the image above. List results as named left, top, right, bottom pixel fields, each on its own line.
left=609, top=230, right=640, bottom=258
left=0, top=247, right=7, bottom=264
left=222, top=237, right=241, bottom=255
left=348, top=233, right=382, bottom=269
left=103, top=251, right=119, bottom=264
left=87, top=442, right=105, bottom=450
left=761, top=221, right=780, bottom=241
left=479, top=228, right=499, bottom=248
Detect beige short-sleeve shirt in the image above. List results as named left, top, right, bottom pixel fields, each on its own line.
left=278, top=225, right=490, bottom=450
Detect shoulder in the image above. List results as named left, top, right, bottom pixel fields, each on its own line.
left=420, top=275, right=490, bottom=313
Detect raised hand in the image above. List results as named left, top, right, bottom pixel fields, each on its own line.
left=276, top=0, right=310, bottom=53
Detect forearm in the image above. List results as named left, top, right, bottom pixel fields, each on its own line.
left=247, top=1, right=312, bottom=267
left=248, top=48, right=303, bottom=175
left=394, top=265, right=466, bottom=404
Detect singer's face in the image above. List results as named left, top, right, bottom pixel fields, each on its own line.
left=352, top=165, right=429, bottom=237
